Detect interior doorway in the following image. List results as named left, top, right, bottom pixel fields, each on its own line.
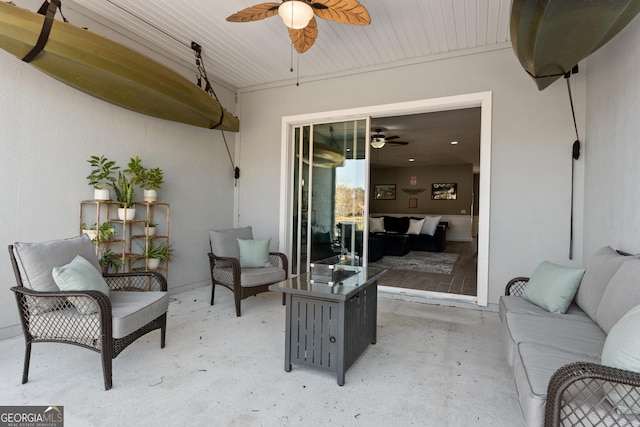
left=279, top=92, right=492, bottom=306
left=368, top=108, right=481, bottom=299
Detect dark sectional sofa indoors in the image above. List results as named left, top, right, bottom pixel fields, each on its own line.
left=341, top=215, right=448, bottom=262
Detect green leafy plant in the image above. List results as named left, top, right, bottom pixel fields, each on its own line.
left=86, top=155, right=119, bottom=190
left=81, top=222, right=115, bottom=242
left=99, top=249, right=121, bottom=273
left=113, top=172, right=135, bottom=208
left=138, top=241, right=174, bottom=260
left=125, top=156, right=164, bottom=191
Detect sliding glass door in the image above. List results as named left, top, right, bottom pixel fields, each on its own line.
left=290, top=119, right=369, bottom=276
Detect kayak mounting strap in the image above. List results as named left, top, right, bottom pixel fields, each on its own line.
left=22, top=0, right=68, bottom=63
left=191, top=42, right=239, bottom=182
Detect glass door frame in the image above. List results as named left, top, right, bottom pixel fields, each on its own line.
left=286, top=118, right=371, bottom=276
left=279, top=92, right=492, bottom=306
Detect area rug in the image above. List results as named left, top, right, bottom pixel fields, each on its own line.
left=369, top=251, right=459, bottom=274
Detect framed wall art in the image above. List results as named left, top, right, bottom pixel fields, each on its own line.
left=409, top=198, right=418, bottom=208
left=374, top=184, right=396, bottom=200
left=431, top=183, right=457, bottom=200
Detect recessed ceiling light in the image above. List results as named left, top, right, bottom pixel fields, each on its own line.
left=408, top=158, right=415, bottom=162
left=451, top=141, right=459, bottom=145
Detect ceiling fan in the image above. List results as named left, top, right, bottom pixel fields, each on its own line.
left=226, top=0, right=371, bottom=53
left=371, top=129, right=409, bottom=149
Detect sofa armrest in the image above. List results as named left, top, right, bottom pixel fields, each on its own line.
left=546, top=361, right=640, bottom=426
left=505, top=277, right=530, bottom=296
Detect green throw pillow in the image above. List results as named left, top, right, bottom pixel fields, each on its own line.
left=521, top=261, right=585, bottom=314
left=237, top=238, right=272, bottom=268
left=601, top=304, right=640, bottom=415
left=52, top=255, right=110, bottom=314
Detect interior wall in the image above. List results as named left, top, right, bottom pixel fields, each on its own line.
left=370, top=165, right=473, bottom=215
left=237, top=47, right=586, bottom=306
left=583, top=15, right=640, bottom=256
left=0, top=16, right=237, bottom=336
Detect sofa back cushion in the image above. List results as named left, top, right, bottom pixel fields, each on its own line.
left=575, top=246, right=629, bottom=322
left=383, top=216, right=409, bottom=234
left=209, top=226, right=253, bottom=259
left=596, top=257, right=640, bottom=334
left=12, top=234, right=101, bottom=293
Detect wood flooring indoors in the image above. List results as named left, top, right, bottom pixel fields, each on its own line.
left=375, top=240, right=478, bottom=296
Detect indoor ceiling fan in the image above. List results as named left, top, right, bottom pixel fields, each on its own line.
left=371, top=129, right=409, bottom=149
left=226, top=0, right=371, bottom=53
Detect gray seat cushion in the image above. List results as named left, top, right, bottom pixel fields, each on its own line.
left=574, top=246, right=629, bottom=322
left=499, top=295, right=592, bottom=324
left=110, top=291, right=169, bottom=339
left=512, top=342, right=601, bottom=427
left=503, top=311, right=606, bottom=367
left=209, top=226, right=253, bottom=259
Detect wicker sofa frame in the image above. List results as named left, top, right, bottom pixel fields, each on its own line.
left=9, top=245, right=167, bottom=391
left=505, top=278, right=640, bottom=426
left=208, top=252, right=288, bottom=317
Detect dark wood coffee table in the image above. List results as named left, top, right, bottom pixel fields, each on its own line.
left=269, top=267, right=386, bottom=385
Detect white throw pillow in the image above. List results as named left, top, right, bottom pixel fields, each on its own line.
left=52, top=255, right=110, bottom=314
left=369, top=217, right=385, bottom=233
left=407, top=218, right=425, bottom=235
left=601, top=304, right=640, bottom=415
left=421, top=216, right=441, bottom=236
left=237, top=238, right=272, bottom=268
left=521, top=261, right=585, bottom=314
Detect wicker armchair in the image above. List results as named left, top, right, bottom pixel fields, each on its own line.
left=9, top=235, right=168, bottom=390
left=208, top=226, right=287, bottom=316
left=505, top=278, right=640, bottom=426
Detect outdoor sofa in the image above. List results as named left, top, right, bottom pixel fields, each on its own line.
left=500, top=246, right=640, bottom=426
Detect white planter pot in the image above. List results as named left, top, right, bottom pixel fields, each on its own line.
left=82, top=229, right=97, bottom=240
left=146, top=226, right=157, bottom=236
left=147, top=258, right=161, bottom=269
left=94, top=188, right=110, bottom=200
left=143, top=189, right=157, bottom=203
left=117, top=207, right=136, bottom=221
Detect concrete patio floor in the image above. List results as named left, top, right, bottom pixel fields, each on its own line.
left=0, top=285, right=525, bottom=426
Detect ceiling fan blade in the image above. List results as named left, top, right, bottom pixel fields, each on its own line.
left=385, top=135, right=400, bottom=141
left=289, top=18, right=318, bottom=53
left=312, top=0, right=371, bottom=26
left=387, top=141, right=409, bottom=145
left=226, top=3, right=280, bottom=23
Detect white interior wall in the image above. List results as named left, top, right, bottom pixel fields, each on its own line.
left=237, top=47, right=587, bottom=306
left=583, top=15, right=640, bottom=256
left=0, top=39, right=237, bottom=336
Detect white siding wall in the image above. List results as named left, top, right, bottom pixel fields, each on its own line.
left=0, top=45, right=237, bottom=337
left=583, top=15, right=640, bottom=256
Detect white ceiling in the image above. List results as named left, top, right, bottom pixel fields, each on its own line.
left=65, top=0, right=513, bottom=90
left=59, top=0, right=507, bottom=170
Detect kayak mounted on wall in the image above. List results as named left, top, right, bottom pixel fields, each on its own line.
left=0, top=1, right=239, bottom=132
left=510, top=0, right=640, bottom=90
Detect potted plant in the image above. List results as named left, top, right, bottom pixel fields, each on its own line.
left=86, top=155, right=119, bottom=200
left=113, top=172, right=136, bottom=220
left=142, top=167, right=164, bottom=202
left=81, top=222, right=115, bottom=242
left=139, top=240, right=173, bottom=269
left=145, top=221, right=157, bottom=236
left=81, top=222, right=97, bottom=241
left=125, top=156, right=164, bottom=202
left=99, top=249, right=121, bottom=274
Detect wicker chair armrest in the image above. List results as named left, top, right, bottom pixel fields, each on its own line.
left=10, top=286, right=112, bottom=319
left=103, top=271, right=167, bottom=292
left=505, top=277, right=530, bottom=296
left=269, top=252, right=288, bottom=275
left=546, top=361, right=640, bottom=426
left=208, top=252, right=240, bottom=268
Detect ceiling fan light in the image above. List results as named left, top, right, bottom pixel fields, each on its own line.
left=278, top=1, right=314, bottom=29
left=371, top=139, right=385, bottom=149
